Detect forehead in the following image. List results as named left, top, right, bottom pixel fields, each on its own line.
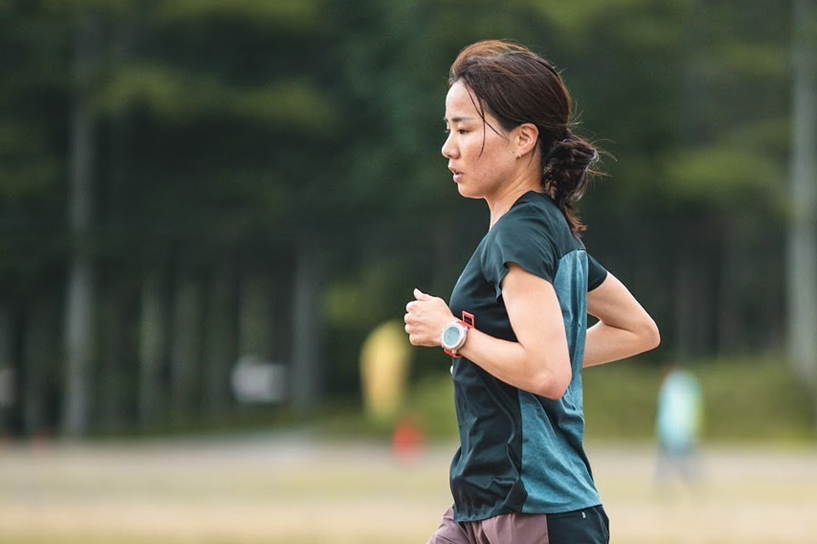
left=444, top=80, right=481, bottom=121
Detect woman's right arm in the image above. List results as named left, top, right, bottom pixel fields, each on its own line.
left=584, top=273, right=660, bottom=367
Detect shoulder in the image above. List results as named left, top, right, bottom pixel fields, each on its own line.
left=490, top=192, right=578, bottom=250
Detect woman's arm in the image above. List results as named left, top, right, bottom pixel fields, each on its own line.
left=584, top=273, right=660, bottom=367
left=404, top=263, right=572, bottom=400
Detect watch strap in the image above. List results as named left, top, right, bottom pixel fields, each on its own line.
left=444, top=312, right=475, bottom=358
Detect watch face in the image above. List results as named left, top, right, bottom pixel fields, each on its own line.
left=443, top=325, right=462, bottom=348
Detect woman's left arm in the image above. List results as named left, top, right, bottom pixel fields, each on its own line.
left=404, top=263, right=572, bottom=400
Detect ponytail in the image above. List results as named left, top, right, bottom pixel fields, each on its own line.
left=541, top=130, right=600, bottom=237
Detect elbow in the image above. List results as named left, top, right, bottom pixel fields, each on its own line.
left=537, top=378, right=570, bottom=401
left=642, top=318, right=661, bottom=352
left=542, top=381, right=570, bottom=401
left=530, top=360, right=572, bottom=400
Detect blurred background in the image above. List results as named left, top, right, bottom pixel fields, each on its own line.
left=1, top=0, right=816, bottom=543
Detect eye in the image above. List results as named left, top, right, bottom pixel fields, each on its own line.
left=458, top=129, right=469, bottom=135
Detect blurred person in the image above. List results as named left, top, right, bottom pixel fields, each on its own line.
left=403, top=40, right=660, bottom=544
left=655, top=364, right=703, bottom=490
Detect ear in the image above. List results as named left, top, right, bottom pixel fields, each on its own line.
left=513, top=123, right=539, bottom=158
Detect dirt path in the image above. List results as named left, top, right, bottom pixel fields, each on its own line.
left=0, top=435, right=815, bottom=543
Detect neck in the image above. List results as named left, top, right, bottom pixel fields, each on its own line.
left=486, top=175, right=542, bottom=229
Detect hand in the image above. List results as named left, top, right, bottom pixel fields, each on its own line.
left=404, top=288, right=456, bottom=347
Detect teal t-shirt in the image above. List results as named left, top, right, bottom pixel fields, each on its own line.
left=656, top=369, right=702, bottom=451
left=448, top=190, right=608, bottom=522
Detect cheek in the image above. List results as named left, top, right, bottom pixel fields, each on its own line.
left=478, top=148, right=514, bottom=181
left=459, top=137, right=481, bottom=162
left=459, top=134, right=514, bottom=190
left=462, top=138, right=498, bottom=168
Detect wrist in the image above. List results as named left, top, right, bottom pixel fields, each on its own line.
left=441, top=312, right=475, bottom=358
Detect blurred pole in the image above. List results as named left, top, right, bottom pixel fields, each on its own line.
left=99, top=282, right=127, bottom=432
left=205, top=263, right=236, bottom=421
left=675, top=252, right=708, bottom=359
left=291, top=238, right=324, bottom=412
left=0, top=306, right=14, bottom=435
left=25, top=298, right=57, bottom=437
left=717, top=220, right=741, bottom=355
left=238, top=270, right=273, bottom=363
left=786, top=0, right=817, bottom=397
left=170, top=270, right=203, bottom=424
left=62, top=12, right=101, bottom=438
left=139, top=270, right=167, bottom=427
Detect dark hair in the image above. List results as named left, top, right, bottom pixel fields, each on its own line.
left=449, top=40, right=601, bottom=236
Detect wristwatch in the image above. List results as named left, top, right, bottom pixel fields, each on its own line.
left=441, top=311, right=475, bottom=358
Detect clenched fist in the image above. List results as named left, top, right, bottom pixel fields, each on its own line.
left=404, top=288, right=456, bottom=347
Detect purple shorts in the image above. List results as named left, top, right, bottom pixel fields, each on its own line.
left=428, top=505, right=609, bottom=544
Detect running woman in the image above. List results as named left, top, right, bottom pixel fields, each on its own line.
left=404, top=40, right=660, bottom=544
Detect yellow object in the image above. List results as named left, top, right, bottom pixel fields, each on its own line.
left=360, top=320, right=412, bottom=423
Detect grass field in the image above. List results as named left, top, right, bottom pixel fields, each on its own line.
left=1, top=434, right=816, bottom=544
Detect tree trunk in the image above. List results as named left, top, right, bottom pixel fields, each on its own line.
left=291, top=239, right=324, bottom=411
left=205, top=263, right=236, bottom=421
left=787, top=0, right=817, bottom=390
left=24, top=298, right=58, bottom=437
left=99, top=281, right=128, bottom=432
left=675, top=249, right=710, bottom=360
left=170, top=270, right=203, bottom=424
left=432, top=218, right=458, bottom=296
left=0, top=304, right=14, bottom=436
left=238, top=269, right=273, bottom=361
left=717, top=220, right=742, bottom=356
left=62, top=12, right=101, bottom=438
left=139, top=269, right=167, bottom=428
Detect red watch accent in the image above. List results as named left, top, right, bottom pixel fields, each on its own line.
left=444, top=311, right=475, bottom=358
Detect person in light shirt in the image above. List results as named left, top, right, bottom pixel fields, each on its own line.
left=656, top=365, right=703, bottom=488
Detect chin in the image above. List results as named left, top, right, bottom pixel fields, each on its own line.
left=456, top=183, right=482, bottom=200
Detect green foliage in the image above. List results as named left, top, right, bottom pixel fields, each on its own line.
left=583, top=358, right=816, bottom=442
left=1, top=0, right=813, bottom=436
left=317, top=372, right=458, bottom=440
left=154, top=0, right=323, bottom=31
left=665, top=146, right=777, bottom=202
left=102, top=66, right=336, bottom=131
left=522, top=0, right=687, bottom=43
left=405, top=374, right=459, bottom=439
left=0, top=123, right=61, bottom=198
left=315, top=356, right=815, bottom=443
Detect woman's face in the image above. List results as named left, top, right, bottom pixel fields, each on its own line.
left=441, top=80, right=518, bottom=200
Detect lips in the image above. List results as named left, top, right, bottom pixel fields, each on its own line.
left=449, top=166, right=463, bottom=183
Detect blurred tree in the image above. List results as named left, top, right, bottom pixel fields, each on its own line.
left=1, top=0, right=74, bottom=437
left=138, top=270, right=167, bottom=427
left=0, top=309, right=13, bottom=433
left=786, top=0, right=817, bottom=410
left=85, top=0, right=340, bottom=420
left=63, top=8, right=102, bottom=438
left=23, top=295, right=59, bottom=436
left=0, top=0, right=814, bottom=435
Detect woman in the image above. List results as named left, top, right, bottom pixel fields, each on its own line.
left=403, top=40, right=660, bottom=544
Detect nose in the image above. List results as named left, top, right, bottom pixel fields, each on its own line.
left=441, top=132, right=457, bottom=160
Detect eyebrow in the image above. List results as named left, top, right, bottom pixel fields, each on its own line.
left=444, top=116, right=476, bottom=123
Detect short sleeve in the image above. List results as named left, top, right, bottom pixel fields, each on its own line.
left=481, top=213, right=558, bottom=298
left=587, top=253, right=608, bottom=291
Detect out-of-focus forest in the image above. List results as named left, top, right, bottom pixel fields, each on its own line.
left=1, top=0, right=816, bottom=439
